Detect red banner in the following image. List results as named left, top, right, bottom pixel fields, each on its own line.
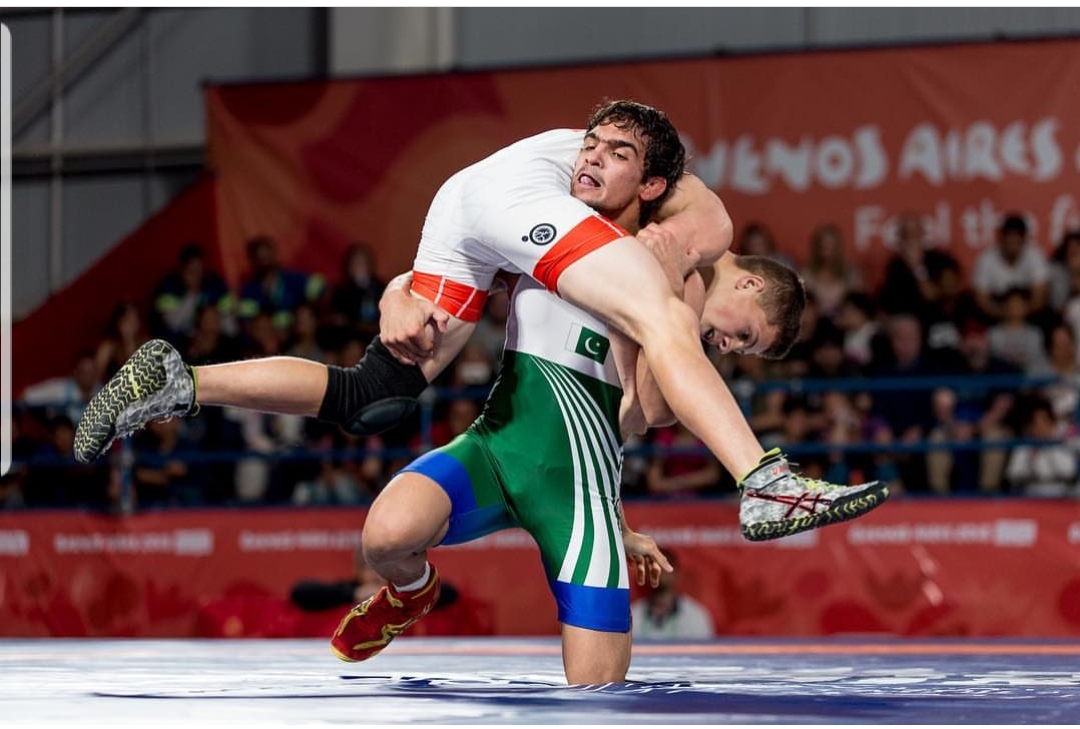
left=207, top=39, right=1080, bottom=293
left=3, top=500, right=1080, bottom=638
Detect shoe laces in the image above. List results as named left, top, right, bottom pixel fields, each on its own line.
left=792, top=473, right=836, bottom=492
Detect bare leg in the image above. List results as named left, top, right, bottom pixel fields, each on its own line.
left=330, top=471, right=451, bottom=663
left=361, top=472, right=452, bottom=585
left=561, top=624, right=632, bottom=685
left=194, top=357, right=329, bottom=416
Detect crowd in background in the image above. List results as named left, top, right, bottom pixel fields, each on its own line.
left=5, top=210, right=1080, bottom=513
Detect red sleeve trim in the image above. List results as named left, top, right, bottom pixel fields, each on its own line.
left=532, top=215, right=628, bottom=293
left=411, top=271, right=489, bottom=323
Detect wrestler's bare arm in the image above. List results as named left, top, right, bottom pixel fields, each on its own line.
left=652, top=173, right=734, bottom=273
left=614, top=195, right=719, bottom=436
left=378, top=272, right=476, bottom=382
left=558, top=233, right=763, bottom=481
left=617, top=499, right=672, bottom=588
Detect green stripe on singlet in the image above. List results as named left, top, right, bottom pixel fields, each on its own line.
left=533, top=358, right=623, bottom=588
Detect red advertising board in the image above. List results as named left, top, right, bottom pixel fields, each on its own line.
left=3, top=500, right=1080, bottom=638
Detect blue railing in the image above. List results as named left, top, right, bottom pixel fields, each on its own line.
left=8, top=372, right=1078, bottom=511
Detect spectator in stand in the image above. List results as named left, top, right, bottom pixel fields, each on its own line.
left=0, top=415, right=36, bottom=510
left=178, top=304, right=243, bottom=503
left=971, top=213, right=1050, bottom=324
left=1005, top=395, right=1078, bottom=498
left=835, top=291, right=883, bottom=369
left=1054, top=231, right=1080, bottom=361
left=237, top=235, right=327, bottom=335
left=131, top=418, right=203, bottom=508
left=988, top=287, right=1050, bottom=374
left=727, top=353, right=787, bottom=445
left=736, top=221, right=796, bottom=270
left=631, top=549, right=715, bottom=640
left=868, top=314, right=940, bottom=493
left=645, top=422, right=722, bottom=499
left=816, top=391, right=903, bottom=497
left=443, top=342, right=497, bottom=391
left=1030, top=323, right=1080, bottom=438
left=242, top=311, right=285, bottom=359
left=1047, top=229, right=1080, bottom=313
left=805, top=319, right=864, bottom=381
left=804, top=319, right=871, bottom=420
left=24, top=415, right=111, bottom=509
left=297, top=420, right=387, bottom=502
left=20, top=349, right=101, bottom=426
left=878, top=212, right=958, bottom=323
left=326, top=243, right=387, bottom=343
left=760, top=395, right=816, bottom=461
left=291, top=452, right=370, bottom=507
left=799, top=223, right=865, bottom=321
left=949, top=319, right=1022, bottom=493
left=285, top=302, right=325, bottom=364
left=95, top=301, right=149, bottom=381
left=470, top=288, right=510, bottom=374
left=922, top=257, right=985, bottom=355
left=185, top=303, right=243, bottom=367
left=329, top=336, right=367, bottom=369
left=229, top=309, right=302, bottom=504
left=782, top=290, right=822, bottom=379
left=0, top=472, right=25, bottom=510
left=619, top=431, right=651, bottom=500
left=925, top=386, right=981, bottom=495
left=421, top=397, right=481, bottom=450
left=817, top=390, right=866, bottom=487
left=151, top=243, right=235, bottom=348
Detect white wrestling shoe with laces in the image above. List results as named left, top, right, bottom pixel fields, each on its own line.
left=737, top=448, right=889, bottom=541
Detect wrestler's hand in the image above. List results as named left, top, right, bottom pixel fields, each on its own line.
left=623, top=529, right=674, bottom=588
left=379, top=284, right=450, bottom=365
left=635, top=222, right=701, bottom=298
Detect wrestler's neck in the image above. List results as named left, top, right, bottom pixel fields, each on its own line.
left=700, top=251, right=739, bottom=295
left=592, top=200, right=642, bottom=233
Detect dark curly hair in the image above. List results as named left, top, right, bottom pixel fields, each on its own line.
left=585, top=100, right=686, bottom=227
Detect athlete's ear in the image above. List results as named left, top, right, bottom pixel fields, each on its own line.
left=735, top=273, right=766, bottom=291
left=639, top=176, right=667, bottom=203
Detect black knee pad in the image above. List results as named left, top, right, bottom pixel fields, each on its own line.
left=318, top=336, right=430, bottom=436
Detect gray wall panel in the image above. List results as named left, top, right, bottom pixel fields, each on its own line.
left=812, top=7, right=1080, bottom=45
left=11, top=181, right=51, bottom=319
left=150, top=8, right=318, bottom=145
left=63, top=10, right=145, bottom=147
left=7, top=15, right=53, bottom=147
left=60, top=176, right=144, bottom=289
left=330, top=7, right=451, bottom=75
left=454, top=8, right=806, bottom=68
left=148, top=169, right=202, bottom=217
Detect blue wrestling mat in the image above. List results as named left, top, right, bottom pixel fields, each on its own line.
left=2, top=637, right=1079, bottom=724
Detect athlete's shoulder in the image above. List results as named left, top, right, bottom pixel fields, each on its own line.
left=493, top=128, right=582, bottom=156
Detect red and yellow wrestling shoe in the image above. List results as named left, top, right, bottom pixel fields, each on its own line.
left=330, top=566, right=441, bottom=662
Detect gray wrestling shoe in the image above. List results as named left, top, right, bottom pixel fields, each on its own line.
left=73, top=339, right=197, bottom=463
left=738, top=448, right=889, bottom=542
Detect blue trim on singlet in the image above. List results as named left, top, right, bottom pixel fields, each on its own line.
left=399, top=450, right=513, bottom=546
left=550, top=579, right=631, bottom=633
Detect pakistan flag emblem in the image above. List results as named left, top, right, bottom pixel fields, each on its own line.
left=567, top=323, right=610, bottom=364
